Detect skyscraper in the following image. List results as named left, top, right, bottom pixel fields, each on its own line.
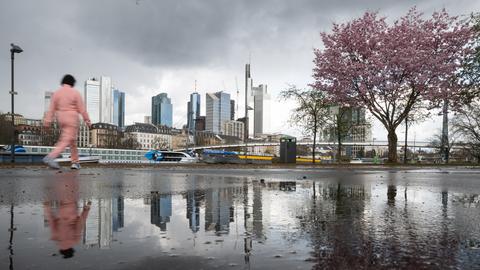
left=84, top=76, right=114, bottom=124
left=244, top=64, right=253, bottom=140
left=230, top=100, right=235, bottom=120
left=100, top=76, right=113, bottom=124
left=252, top=84, right=271, bottom=136
left=85, top=79, right=101, bottom=123
left=206, top=91, right=231, bottom=134
left=187, top=92, right=200, bottom=131
left=151, top=93, right=173, bottom=127
left=113, top=89, right=125, bottom=128
left=44, top=91, right=53, bottom=116
left=244, top=64, right=270, bottom=137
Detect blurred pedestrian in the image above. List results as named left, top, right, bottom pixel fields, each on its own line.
left=43, top=74, right=91, bottom=169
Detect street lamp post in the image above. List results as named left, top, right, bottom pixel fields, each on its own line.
left=10, top=43, right=23, bottom=163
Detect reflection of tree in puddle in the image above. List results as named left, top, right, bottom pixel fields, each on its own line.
left=295, top=178, right=480, bottom=269
left=450, top=193, right=480, bottom=207
left=387, top=185, right=397, bottom=206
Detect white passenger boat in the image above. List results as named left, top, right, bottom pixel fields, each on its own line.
left=55, top=154, right=100, bottom=163
left=145, top=150, right=198, bottom=163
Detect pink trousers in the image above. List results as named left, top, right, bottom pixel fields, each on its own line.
left=47, top=111, right=79, bottom=163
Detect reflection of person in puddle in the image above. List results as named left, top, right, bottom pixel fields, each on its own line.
left=44, top=172, right=90, bottom=258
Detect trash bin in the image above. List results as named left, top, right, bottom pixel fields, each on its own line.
left=279, top=137, right=296, bottom=163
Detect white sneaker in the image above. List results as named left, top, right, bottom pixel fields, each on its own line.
left=70, top=163, right=81, bottom=170
left=43, top=156, right=60, bottom=169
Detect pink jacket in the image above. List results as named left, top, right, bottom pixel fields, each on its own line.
left=44, top=84, right=91, bottom=126
left=44, top=203, right=90, bottom=250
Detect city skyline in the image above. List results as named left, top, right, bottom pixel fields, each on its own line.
left=1, top=1, right=479, bottom=141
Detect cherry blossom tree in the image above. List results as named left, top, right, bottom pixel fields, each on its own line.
left=312, top=8, right=473, bottom=163
left=462, top=12, right=480, bottom=98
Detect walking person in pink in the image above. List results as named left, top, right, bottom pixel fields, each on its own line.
left=43, top=74, right=91, bottom=169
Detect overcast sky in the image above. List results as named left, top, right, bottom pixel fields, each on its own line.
left=1, top=0, right=479, bottom=141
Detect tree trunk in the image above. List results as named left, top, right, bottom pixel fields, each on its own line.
left=387, top=129, right=398, bottom=163
left=441, top=99, right=449, bottom=164
left=336, top=115, right=342, bottom=163
left=312, top=131, right=316, bottom=164
left=337, top=134, right=342, bottom=163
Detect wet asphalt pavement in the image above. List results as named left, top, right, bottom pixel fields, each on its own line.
left=1, top=166, right=479, bottom=269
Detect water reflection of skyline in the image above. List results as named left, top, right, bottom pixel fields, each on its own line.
left=5, top=171, right=478, bottom=269
left=299, top=181, right=480, bottom=269
left=82, top=196, right=124, bottom=249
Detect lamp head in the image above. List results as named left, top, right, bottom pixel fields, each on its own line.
left=10, top=43, right=23, bottom=54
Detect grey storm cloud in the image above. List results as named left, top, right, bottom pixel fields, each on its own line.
left=62, top=0, right=425, bottom=67
left=0, top=0, right=422, bottom=69
left=0, top=0, right=479, bottom=137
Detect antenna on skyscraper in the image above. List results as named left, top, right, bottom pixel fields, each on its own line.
left=194, top=80, right=197, bottom=92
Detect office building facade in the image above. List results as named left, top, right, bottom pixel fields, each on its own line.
left=244, top=64, right=270, bottom=138
left=195, top=116, right=206, bottom=131
left=230, top=100, right=235, bottom=120
left=321, top=107, right=372, bottom=158
left=144, top=116, right=152, bottom=124
left=113, top=89, right=125, bottom=128
left=187, top=92, right=200, bottom=131
left=44, top=91, right=53, bottom=116
left=84, top=76, right=114, bottom=124
left=206, top=92, right=231, bottom=134
left=251, top=84, right=271, bottom=136
left=125, top=122, right=172, bottom=150
left=152, top=93, right=173, bottom=127
left=84, top=79, right=101, bottom=123
left=100, top=76, right=113, bottom=124
left=223, top=120, right=244, bottom=139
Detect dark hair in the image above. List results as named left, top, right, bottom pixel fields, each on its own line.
left=59, top=248, right=75, bottom=259
left=61, top=74, right=76, bottom=87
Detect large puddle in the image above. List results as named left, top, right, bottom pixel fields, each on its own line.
left=0, top=168, right=479, bottom=269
